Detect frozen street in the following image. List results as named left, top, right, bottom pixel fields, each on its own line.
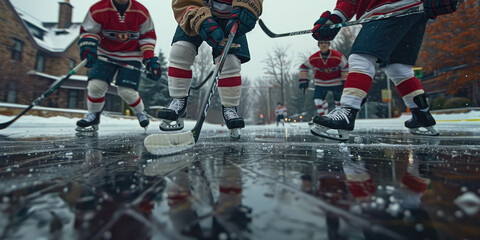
left=0, top=112, right=479, bottom=240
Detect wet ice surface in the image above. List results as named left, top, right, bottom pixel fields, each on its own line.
left=1, top=121, right=480, bottom=240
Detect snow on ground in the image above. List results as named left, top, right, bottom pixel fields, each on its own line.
left=0, top=109, right=479, bottom=139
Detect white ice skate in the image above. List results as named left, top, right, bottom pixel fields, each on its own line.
left=223, top=106, right=245, bottom=140
left=76, top=111, right=101, bottom=132
left=310, top=107, right=358, bottom=141
left=157, top=97, right=187, bottom=131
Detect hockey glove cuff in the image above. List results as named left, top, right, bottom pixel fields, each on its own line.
left=199, top=17, right=225, bottom=49
left=312, top=11, right=342, bottom=41
left=226, top=7, right=257, bottom=39
left=79, top=38, right=98, bottom=68
left=423, top=0, right=458, bottom=19
left=143, top=57, right=161, bottom=81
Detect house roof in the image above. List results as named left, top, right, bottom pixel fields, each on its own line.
left=11, top=3, right=80, bottom=54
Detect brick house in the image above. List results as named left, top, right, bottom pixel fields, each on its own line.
left=0, top=0, right=123, bottom=113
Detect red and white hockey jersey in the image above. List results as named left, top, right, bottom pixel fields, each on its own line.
left=333, top=0, right=423, bottom=22
left=80, top=0, right=156, bottom=62
left=299, top=50, right=349, bottom=87
left=275, top=106, right=287, bottom=116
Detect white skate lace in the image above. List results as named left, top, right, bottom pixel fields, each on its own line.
left=329, top=108, right=350, bottom=124
left=83, top=112, right=98, bottom=122
left=167, top=98, right=185, bottom=113
left=223, top=107, right=239, bottom=120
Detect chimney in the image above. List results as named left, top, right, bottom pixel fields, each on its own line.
left=58, top=0, right=73, bottom=29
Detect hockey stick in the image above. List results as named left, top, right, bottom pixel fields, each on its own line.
left=259, top=8, right=423, bottom=38
left=0, top=59, right=87, bottom=130
left=191, top=71, right=214, bottom=90
left=144, top=22, right=239, bottom=155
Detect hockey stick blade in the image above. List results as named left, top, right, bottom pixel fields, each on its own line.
left=259, top=9, right=423, bottom=38
left=0, top=59, right=87, bottom=130
left=143, top=22, right=239, bottom=155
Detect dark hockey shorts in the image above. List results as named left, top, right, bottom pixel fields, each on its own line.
left=313, top=85, right=344, bottom=101
left=350, top=13, right=428, bottom=67
left=171, top=19, right=251, bottom=64
left=88, top=58, right=142, bottom=90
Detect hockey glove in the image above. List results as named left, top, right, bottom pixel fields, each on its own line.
left=143, top=57, right=161, bottom=81
left=199, top=17, right=225, bottom=49
left=312, top=11, right=342, bottom=41
left=299, top=79, right=309, bottom=95
left=423, top=0, right=458, bottom=19
left=226, top=7, right=257, bottom=39
left=78, top=38, right=98, bottom=68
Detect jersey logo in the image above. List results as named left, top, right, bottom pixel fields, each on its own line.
left=102, top=30, right=140, bottom=42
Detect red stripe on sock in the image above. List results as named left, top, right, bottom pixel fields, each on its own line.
left=129, top=97, right=142, bottom=108
left=88, top=95, right=105, bottom=103
left=218, top=76, right=241, bottom=87
left=344, top=72, right=372, bottom=93
left=395, top=77, right=423, bottom=97
left=168, top=67, right=192, bottom=78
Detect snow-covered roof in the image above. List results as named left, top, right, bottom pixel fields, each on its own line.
left=15, top=7, right=80, bottom=53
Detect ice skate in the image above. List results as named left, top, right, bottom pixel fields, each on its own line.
left=310, top=107, right=358, bottom=141
left=76, top=111, right=101, bottom=132
left=136, top=111, right=150, bottom=131
left=223, top=106, right=245, bottom=140
left=157, top=97, right=187, bottom=131
left=405, top=95, right=439, bottom=136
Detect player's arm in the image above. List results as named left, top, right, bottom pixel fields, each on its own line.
left=298, top=61, right=311, bottom=94
left=78, top=8, right=101, bottom=68
left=139, top=9, right=161, bottom=80
left=172, top=0, right=211, bottom=36
left=312, top=0, right=356, bottom=41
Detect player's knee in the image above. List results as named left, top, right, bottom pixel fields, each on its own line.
left=117, top=86, right=139, bottom=103
left=220, top=55, right=241, bottom=76
left=385, top=63, right=415, bottom=84
left=87, top=79, right=108, bottom=97
left=348, top=54, right=377, bottom=78
left=169, top=41, right=197, bottom=68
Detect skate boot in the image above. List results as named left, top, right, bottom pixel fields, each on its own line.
left=158, top=97, right=187, bottom=131
left=136, top=111, right=150, bottom=130
left=311, top=107, right=358, bottom=141
left=222, top=106, right=245, bottom=140
left=405, top=94, right=439, bottom=136
left=76, top=111, right=101, bottom=132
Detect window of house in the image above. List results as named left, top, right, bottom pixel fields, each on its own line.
left=35, top=53, right=45, bottom=72
left=6, top=83, right=17, bottom=103
left=11, top=39, right=23, bottom=61
left=69, top=59, right=76, bottom=69
left=68, top=89, right=79, bottom=109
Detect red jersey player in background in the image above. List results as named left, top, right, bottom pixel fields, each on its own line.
left=298, top=40, right=348, bottom=123
left=76, top=0, right=161, bottom=132
left=274, top=102, right=287, bottom=126
left=309, top=0, right=457, bottom=140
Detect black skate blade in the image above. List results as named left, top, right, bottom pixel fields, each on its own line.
left=144, top=132, right=195, bottom=156
left=311, top=125, right=350, bottom=141
left=409, top=126, right=439, bottom=136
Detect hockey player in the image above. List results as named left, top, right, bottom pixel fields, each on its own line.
left=309, top=0, right=457, bottom=140
left=298, top=41, right=348, bottom=123
left=76, top=0, right=161, bottom=132
left=157, top=0, right=263, bottom=139
left=274, top=103, right=287, bottom=126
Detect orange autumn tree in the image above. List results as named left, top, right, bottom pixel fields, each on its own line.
left=418, top=0, right=480, bottom=105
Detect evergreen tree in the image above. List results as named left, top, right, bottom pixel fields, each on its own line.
left=138, top=50, right=170, bottom=114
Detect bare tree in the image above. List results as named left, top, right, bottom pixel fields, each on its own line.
left=263, top=45, right=294, bottom=109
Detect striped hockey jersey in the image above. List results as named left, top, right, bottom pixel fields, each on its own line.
left=332, top=0, right=423, bottom=22
left=80, top=0, right=156, bottom=62
left=299, top=50, right=349, bottom=87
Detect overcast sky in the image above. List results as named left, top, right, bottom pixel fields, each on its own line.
left=10, top=0, right=335, bottom=80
